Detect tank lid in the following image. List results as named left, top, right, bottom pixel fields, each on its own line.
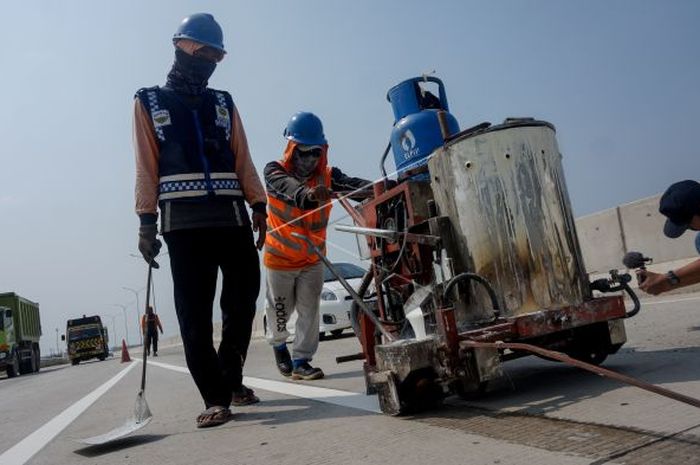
left=445, top=118, right=555, bottom=148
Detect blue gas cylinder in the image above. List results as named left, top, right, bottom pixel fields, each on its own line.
left=387, top=77, right=460, bottom=179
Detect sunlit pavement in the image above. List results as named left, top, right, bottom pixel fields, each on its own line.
left=1, top=294, right=699, bottom=465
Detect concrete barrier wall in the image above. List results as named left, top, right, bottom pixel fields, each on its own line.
left=576, top=207, right=625, bottom=274
left=576, top=194, right=698, bottom=274
left=619, top=196, right=698, bottom=263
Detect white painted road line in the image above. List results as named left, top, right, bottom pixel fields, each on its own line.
left=646, top=295, right=700, bottom=306
left=0, top=361, right=138, bottom=465
left=146, top=360, right=381, bottom=414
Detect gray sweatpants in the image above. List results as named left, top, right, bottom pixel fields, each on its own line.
left=265, top=262, right=324, bottom=361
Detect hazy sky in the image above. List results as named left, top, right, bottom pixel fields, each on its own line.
left=1, top=1, right=697, bottom=354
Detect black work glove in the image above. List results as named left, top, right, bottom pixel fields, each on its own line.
left=307, top=185, right=332, bottom=202
left=138, top=224, right=162, bottom=268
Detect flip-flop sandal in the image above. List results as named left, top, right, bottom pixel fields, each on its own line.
left=196, top=406, right=233, bottom=428
left=232, top=386, right=260, bottom=406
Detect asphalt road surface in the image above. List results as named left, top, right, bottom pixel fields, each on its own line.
left=1, top=293, right=699, bottom=465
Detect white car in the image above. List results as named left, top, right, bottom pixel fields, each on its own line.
left=263, top=262, right=368, bottom=339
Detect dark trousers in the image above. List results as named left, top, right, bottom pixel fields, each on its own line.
left=164, top=226, right=260, bottom=408
left=145, top=330, right=158, bottom=355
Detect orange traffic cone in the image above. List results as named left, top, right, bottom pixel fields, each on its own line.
left=121, top=339, right=131, bottom=363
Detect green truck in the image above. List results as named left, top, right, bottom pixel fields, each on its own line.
left=63, top=315, right=109, bottom=365
left=0, top=292, right=42, bottom=378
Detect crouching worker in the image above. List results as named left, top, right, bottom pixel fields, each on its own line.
left=639, top=180, right=700, bottom=295
left=264, top=112, right=372, bottom=380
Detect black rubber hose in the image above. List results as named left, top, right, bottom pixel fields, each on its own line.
left=389, top=199, right=410, bottom=272
left=590, top=279, right=641, bottom=318
left=350, top=268, right=376, bottom=338
left=379, top=142, right=392, bottom=190
left=621, top=282, right=641, bottom=318
left=443, top=272, right=501, bottom=315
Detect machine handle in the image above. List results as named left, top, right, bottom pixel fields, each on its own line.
left=419, top=75, right=449, bottom=112
left=290, top=232, right=396, bottom=342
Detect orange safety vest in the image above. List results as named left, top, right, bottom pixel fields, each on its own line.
left=264, top=142, right=333, bottom=270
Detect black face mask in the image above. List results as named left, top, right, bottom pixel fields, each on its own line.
left=166, top=48, right=217, bottom=95
left=291, top=149, right=321, bottom=179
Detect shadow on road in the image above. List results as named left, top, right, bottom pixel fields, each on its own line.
left=73, top=434, right=168, bottom=457
left=231, top=397, right=375, bottom=426
left=322, top=369, right=365, bottom=381
left=412, top=402, right=700, bottom=465
left=0, top=363, right=72, bottom=381
left=451, top=346, right=700, bottom=416
left=399, top=347, right=700, bottom=464
left=320, top=331, right=356, bottom=342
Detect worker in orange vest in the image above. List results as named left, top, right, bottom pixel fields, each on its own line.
left=141, top=306, right=163, bottom=356
left=264, top=112, right=372, bottom=380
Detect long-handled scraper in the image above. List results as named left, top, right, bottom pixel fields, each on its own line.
left=80, top=263, right=155, bottom=445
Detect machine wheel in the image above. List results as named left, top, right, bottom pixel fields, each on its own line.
left=567, top=349, right=608, bottom=366
left=455, top=380, right=489, bottom=400
left=33, top=345, right=41, bottom=373
left=28, top=347, right=38, bottom=373
left=98, top=354, right=106, bottom=361
left=6, top=351, right=20, bottom=378
left=398, top=369, right=444, bottom=414
left=71, top=359, right=80, bottom=366
left=565, top=322, right=618, bottom=366
left=20, top=349, right=35, bottom=374
left=330, top=329, right=344, bottom=338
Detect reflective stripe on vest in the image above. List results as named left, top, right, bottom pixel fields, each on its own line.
left=214, top=91, right=231, bottom=141
left=307, top=174, right=330, bottom=230
left=265, top=244, right=290, bottom=258
left=158, top=172, right=243, bottom=201
left=145, top=90, right=166, bottom=142
left=268, top=230, right=303, bottom=251
left=268, top=203, right=299, bottom=225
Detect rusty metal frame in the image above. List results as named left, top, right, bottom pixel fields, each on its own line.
left=457, top=296, right=628, bottom=343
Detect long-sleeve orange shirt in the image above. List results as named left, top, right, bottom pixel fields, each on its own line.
left=141, top=313, right=163, bottom=333
left=133, top=98, right=266, bottom=219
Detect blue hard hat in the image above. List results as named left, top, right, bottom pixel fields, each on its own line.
left=173, top=13, right=225, bottom=53
left=283, top=112, right=327, bottom=145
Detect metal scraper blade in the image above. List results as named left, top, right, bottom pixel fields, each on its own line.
left=80, top=390, right=152, bottom=445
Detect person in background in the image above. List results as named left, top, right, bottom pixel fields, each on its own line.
left=639, top=180, right=700, bottom=295
left=263, top=111, right=372, bottom=380
left=133, top=13, right=267, bottom=427
left=141, top=306, right=163, bottom=356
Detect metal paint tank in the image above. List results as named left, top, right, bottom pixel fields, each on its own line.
left=388, top=77, right=459, bottom=180
left=428, top=119, right=590, bottom=321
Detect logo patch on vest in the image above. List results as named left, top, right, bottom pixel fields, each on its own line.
left=215, top=105, right=230, bottom=129
left=152, top=109, right=172, bottom=128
